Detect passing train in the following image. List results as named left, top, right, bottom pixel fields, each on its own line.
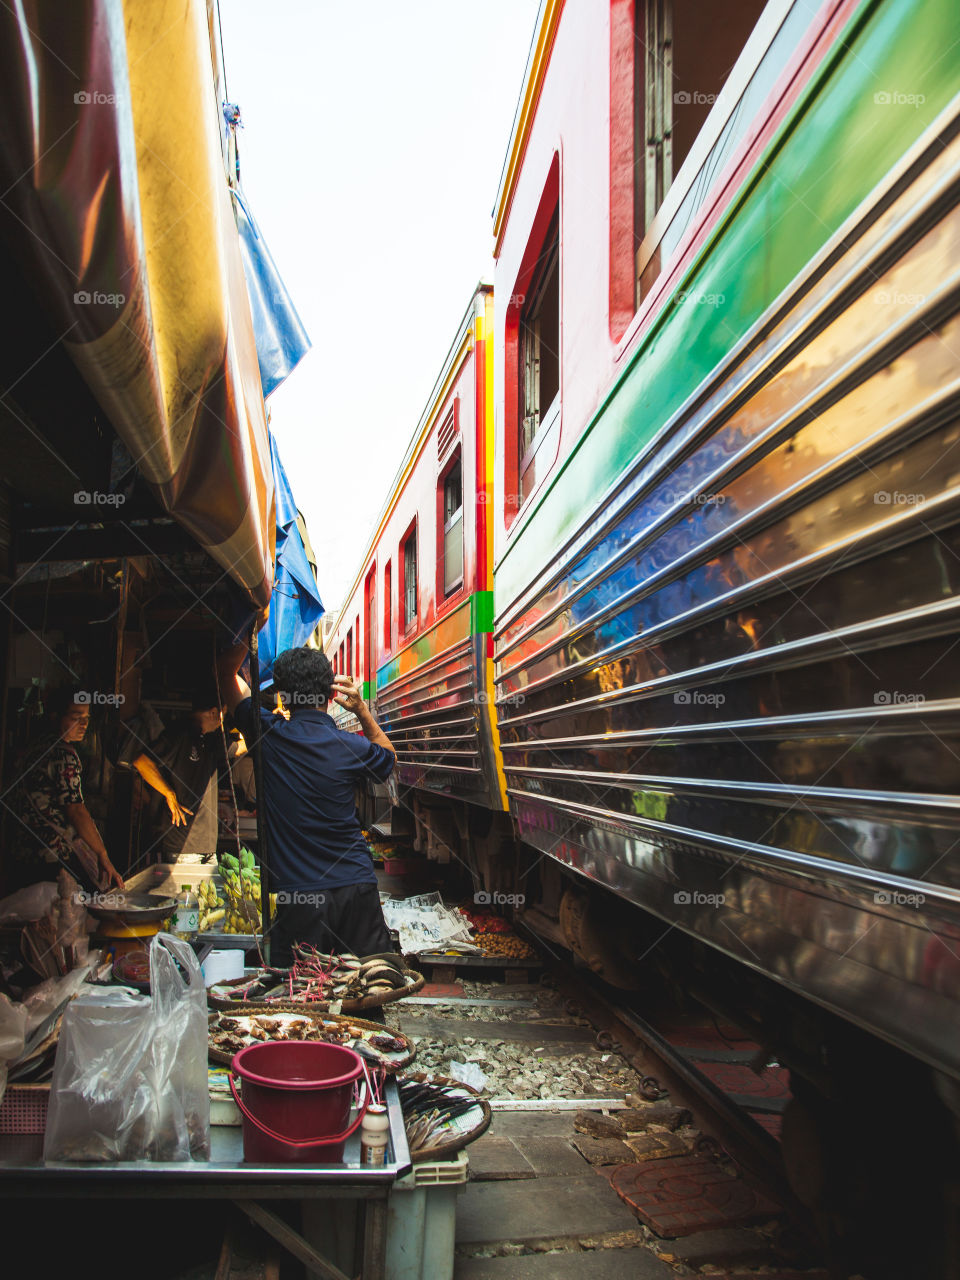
left=328, top=0, right=960, bottom=1264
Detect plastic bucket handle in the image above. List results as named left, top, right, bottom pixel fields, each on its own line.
left=228, top=1072, right=370, bottom=1150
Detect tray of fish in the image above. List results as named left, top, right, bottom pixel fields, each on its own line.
left=207, top=946, right=424, bottom=1013
left=397, top=1071, right=492, bottom=1162
left=207, top=1010, right=415, bottom=1072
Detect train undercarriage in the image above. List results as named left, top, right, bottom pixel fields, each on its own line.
left=372, top=783, right=960, bottom=1279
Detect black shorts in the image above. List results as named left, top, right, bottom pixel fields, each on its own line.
left=268, top=882, right=393, bottom=966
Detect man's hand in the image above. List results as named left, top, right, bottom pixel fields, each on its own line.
left=165, top=793, right=194, bottom=827
left=332, top=677, right=396, bottom=756
left=332, top=676, right=364, bottom=715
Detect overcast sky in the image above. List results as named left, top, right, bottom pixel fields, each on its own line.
left=220, top=0, right=540, bottom=614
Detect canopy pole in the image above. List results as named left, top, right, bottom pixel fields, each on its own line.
left=248, top=623, right=271, bottom=963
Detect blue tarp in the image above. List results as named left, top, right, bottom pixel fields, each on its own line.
left=234, top=188, right=311, bottom=397
left=256, top=433, right=325, bottom=683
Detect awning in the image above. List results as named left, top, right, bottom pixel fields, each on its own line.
left=234, top=188, right=311, bottom=398
left=0, top=0, right=275, bottom=606
left=257, top=434, right=325, bottom=683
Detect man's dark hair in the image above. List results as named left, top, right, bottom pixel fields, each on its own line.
left=191, top=687, right=221, bottom=713
left=272, top=648, right=333, bottom=712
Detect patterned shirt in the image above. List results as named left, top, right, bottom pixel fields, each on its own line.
left=11, top=735, right=85, bottom=882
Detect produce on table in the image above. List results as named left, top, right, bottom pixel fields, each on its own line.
left=477, top=932, right=537, bottom=959
left=213, top=847, right=262, bottom=934
left=398, top=1074, right=489, bottom=1156
left=208, top=946, right=415, bottom=1006
left=459, top=905, right=511, bottom=934
left=208, top=1010, right=411, bottom=1069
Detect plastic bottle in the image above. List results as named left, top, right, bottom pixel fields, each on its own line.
left=173, top=884, right=199, bottom=940
left=360, top=1103, right=389, bottom=1166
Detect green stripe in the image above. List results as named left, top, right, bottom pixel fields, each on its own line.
left=471, top=589, right=494, bottom=634
left=496, top=0, right=960, bottom=606
left=361, top=680, right=370, bottom=700
left=377, top=591, right=492, bottom=686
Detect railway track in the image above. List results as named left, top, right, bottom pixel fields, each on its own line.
left=543, top=960, right=795, bottom=1203
left=396, top=934, right=830, bottom=1278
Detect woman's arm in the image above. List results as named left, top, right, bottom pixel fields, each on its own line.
left=131, top=754, right=194, bottom=826
left=64, top=802, right=124, bottom=889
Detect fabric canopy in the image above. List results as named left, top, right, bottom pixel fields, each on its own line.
left=0, top=0, right=276, bottom=605
left=234, top=188, right=311, bottom=399
left=256, top=434, right=325, bottom=683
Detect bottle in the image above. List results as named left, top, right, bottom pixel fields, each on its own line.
left=173, top=884, right=199, bottom=940
left=360, top=1103, right=389, bottom=1166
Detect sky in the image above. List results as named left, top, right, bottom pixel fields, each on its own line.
left=219, top=0, right=541, bottom=615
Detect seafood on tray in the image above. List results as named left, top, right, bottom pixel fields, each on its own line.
left=208, top=944, right=416, bottom=1008
left=398, top=1073, right=490, bottom=1157
left=208, top=1010, right=412, bottom=1069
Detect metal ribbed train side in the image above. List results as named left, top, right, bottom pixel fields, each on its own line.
left=492, top=107, right=960, bottom=1077
left=377, top=630, right=500, bottom=808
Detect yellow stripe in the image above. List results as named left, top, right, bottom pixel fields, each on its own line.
left=492, top=0, right=564, bottom=249
left=477, top=292, right=507, bottom=808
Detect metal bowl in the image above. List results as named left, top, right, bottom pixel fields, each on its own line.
left=85, top=890, right=176, bottom=924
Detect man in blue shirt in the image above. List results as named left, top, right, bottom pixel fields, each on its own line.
left=218, top=643, right=396, bottom=964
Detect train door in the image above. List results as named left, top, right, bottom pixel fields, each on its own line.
left=364, top=563, right=377, bottom=709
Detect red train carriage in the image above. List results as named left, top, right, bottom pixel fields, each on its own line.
left=326, top=285, right=506, bottom=856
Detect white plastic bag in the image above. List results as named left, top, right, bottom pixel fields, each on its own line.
left=43, top=934, right=210, bottom=1162
left=0, top=881, right=59, bottom=925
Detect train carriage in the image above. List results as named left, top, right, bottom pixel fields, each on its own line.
left=326, top=286, right=506, bottom=853
left=490, top=0, right=960, bottom=1086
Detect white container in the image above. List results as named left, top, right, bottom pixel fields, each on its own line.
left=201, top=949, right=245, bottom=986
left=360, top=1102, right=390, bottom=1166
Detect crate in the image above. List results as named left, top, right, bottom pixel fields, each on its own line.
left=0, top=1084, right=50, bottom=1134
left=385, top=1150, right=468, bottom=1280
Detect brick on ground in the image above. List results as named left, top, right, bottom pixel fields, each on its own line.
left=651, top=1226, right=783, bottom=1268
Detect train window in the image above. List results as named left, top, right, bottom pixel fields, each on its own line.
left=633, top=0, right=766, bottom=303
left=383, top=560, right=392, bottom=649
left=518, top=210, right=559, bottom=506
left=346, top=628, right=353, bottom=678
left=400, top=521, right=418, bottom=633
left=355, top=614, right=360, bottom=677
left=440, top=453, right=463, bottom=597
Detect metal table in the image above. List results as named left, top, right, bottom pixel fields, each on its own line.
left=0, top=1078, right=411, bottom=1280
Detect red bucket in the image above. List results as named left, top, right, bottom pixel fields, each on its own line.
left=230, top=1041, right=369, bottom=1163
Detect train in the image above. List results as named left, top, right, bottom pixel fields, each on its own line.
left=328, top=0, right=960, bottom=1265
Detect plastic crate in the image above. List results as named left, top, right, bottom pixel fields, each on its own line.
left=385, top=1150, right=468, bottom=1280
left=0, top=1084, right=50, bottom=1134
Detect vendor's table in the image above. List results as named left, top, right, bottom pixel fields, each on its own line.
left=0, top=1078, right=411, bottom=1280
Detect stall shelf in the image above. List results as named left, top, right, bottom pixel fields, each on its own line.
left=0, top=1075, right=411, bottom=1280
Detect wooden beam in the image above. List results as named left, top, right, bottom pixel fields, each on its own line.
left=233, top=1201, right=356, bottom=1280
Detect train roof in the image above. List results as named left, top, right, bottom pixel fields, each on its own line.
left=492, top=0, right=560, bottom=254
left=329, top=281, right=492, bottom=631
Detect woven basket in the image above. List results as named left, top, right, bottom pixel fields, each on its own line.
left=399, top=1072, right=492, bottom=1163
left=208, top=968, right=425, bottom=1013
left=208, top=1010, right=416, bottom=1073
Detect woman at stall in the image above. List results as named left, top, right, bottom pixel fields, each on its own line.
left=5, top=690, right=125, bottom=894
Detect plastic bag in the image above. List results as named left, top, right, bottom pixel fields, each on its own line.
left=43, top=933, right=210, bottom=1162
left=0, top=881, right=58, bottom=925
left=0, top=993, right=28, bottom=1105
